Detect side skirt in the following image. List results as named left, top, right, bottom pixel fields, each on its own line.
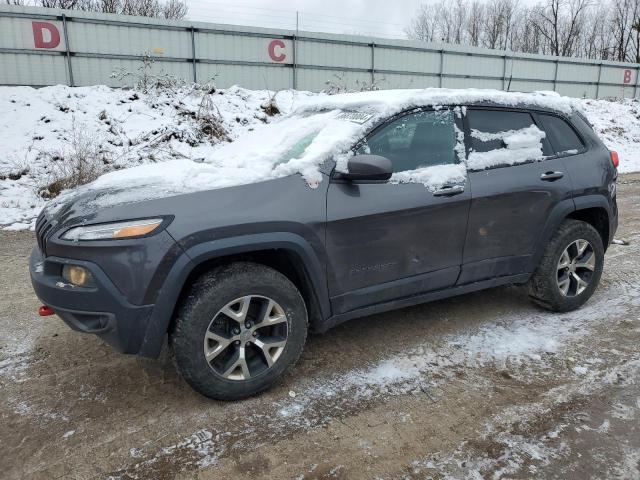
left=314, top=273, right=531, bottom=333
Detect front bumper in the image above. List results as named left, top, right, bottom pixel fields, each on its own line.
left=29, top=247, right=154, bottom=355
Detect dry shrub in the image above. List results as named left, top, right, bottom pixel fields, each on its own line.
left=196, top=93, right=230, bottom=142
left=111, top=52, right=183, bottom=93
left=38, top=122, right=109, bottom=199
left=261, top=91, right=280, bottom=116
left=324, top=72, right=385, bottom=95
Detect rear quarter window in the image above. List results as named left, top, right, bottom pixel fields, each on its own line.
left=537, top=114, right=585, bottom=155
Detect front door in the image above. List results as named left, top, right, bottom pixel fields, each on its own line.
left=325, top=108, right=471, bottom=314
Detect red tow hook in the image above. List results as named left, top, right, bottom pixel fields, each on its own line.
left=38, top=305, right=55, bottom=316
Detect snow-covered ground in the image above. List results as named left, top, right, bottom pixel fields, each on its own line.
left=580, top=97, right=640, bottom=168
left=1, top=85, right=639, bottom=230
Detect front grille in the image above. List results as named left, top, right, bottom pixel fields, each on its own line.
left=35, top=212, right=56, bottom=256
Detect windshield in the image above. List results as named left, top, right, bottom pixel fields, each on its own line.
left=208, top=109, right=374, bottom=171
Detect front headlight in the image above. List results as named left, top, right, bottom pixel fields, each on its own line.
left=61, top=218, right=164, bottom=241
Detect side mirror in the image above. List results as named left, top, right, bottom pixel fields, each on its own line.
left=339, top=155, right=392, bottom=182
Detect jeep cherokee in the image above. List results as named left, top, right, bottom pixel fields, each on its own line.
left=29, top=89, right=618, bottom=400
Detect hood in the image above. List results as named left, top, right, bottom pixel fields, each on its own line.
left=40, top=171, right=329, bottom=237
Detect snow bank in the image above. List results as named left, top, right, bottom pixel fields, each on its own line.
left=1, top=85, right=639, bottom=230
left=580, top=97, right=640, bottom=173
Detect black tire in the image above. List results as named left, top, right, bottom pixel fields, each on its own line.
left=528, top=219, right=604, bottom=312
left=170, top=262, right=308, bottom=401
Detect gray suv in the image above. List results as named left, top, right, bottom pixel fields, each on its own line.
left=30, top=94, right=618, bottom=400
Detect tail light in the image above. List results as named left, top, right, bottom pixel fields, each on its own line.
left=610, top=150, right=619, bottom=169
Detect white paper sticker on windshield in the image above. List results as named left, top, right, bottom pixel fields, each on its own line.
left=336, top=111, right=374, bottom=124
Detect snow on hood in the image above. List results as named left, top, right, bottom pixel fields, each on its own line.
left=44, top=88, right=579, bottom=215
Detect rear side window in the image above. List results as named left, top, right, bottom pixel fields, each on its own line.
left=537, top=114, right=585, bottom=155
left=465, top=109, right=549, bottom=169
left=357, top=110, right=457, bottom=173
left=467, top=110, right=543, bottom=152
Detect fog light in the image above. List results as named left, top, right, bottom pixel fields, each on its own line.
left=62, top=265, right=93, bottom=287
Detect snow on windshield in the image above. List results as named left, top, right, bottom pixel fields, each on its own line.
left=46, top=109, right=373, bottom=212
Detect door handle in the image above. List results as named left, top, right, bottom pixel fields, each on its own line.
left=540, top=171, right=564, bottom=181
left=433, top=185, right=465, bottom=197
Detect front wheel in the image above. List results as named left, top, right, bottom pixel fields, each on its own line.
left=528, top=219, right=604, bottom=312
left=170, top=262, right=308, bottom=400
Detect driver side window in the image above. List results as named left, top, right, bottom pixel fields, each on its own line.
left=356, top=110, right=458, bottom=173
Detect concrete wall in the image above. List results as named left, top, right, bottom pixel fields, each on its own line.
left=1, top=4, right=639, bottom=99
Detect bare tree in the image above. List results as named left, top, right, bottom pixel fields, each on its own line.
left=99, top=0, right=121, bottom=14
left=34, top=0, right=187, bottom=18
left=452, top=0, right=467, bottom=44
left=162, top=0, right=187, bottom=19
left=121, top=0, right=160, bottom=17
left=609, top=0, right=640, bottom=61
left=484, top=0, right=502, bottom=48
left=405, top=3, right=440, bottom=42
left=39, top=0, right=93, bottom=8
left=482, top=0, right=518, bottom=50
left=511, top=6, right=544, bottom=53
left=466, top=1, right=485, bottom=47
left=438, top=1, right=456, bottom=43
left=579, top=4, right=611, bottom=58
left=406, top=0, right=640, bottom=62
left=500, top=0, right=519, bottom=49
left=527, top=0, right=589, bottom=56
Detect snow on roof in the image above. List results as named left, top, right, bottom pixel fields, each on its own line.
left=295, top=88, right=580, bottom=116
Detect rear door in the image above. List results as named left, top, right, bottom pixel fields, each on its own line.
left=325, top=108, right=470, bottom=314
left=459, top=107, right=573, bottom=284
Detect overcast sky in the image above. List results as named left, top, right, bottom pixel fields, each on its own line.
left=185, top=0, right=432, bottom=38
left=185, top=0, right=542, bottom=39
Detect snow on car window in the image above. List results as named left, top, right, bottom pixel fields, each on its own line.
left=348, top=106, right=466, bottom=191
left=356, top=110, right=458, bottom=172
left=390, top=163, right=467, bottom=191
left=467, top=125, right=546, bottom=170
left=353, top=108, right=468, bottom=192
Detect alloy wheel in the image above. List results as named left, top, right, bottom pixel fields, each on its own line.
left=203, top=295, right=288, bottom=381
left=556, top=239, right=596, bottom=297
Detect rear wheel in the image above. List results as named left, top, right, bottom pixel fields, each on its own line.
left=528, top=219, right=604, bottom=312
left=171, top=262, right=308, bottom=400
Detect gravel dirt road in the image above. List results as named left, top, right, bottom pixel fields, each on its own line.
left=1, top=174, right=639, bottom=480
